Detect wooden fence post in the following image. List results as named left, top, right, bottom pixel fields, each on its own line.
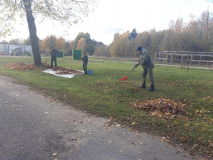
left=171, top=54, right=173, bottom=64
left=190, top=54, right=192, bottom=66
left=181, top=54, right=183, bottom=67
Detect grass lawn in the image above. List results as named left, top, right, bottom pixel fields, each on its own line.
left=0, top=57, right=213, bottom=157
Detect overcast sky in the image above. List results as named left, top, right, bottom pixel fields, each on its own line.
left=1, top=0, right=213, bottom=45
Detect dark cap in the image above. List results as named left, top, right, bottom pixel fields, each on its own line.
left=50, top=47, right=52, bottom=49
left=137, top=46, right=142, bottom=51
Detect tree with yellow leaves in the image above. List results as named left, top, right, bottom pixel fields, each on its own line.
left=41, top=35, right=57, bottom=50
left=76, top=38, right=86, bottom=50
left=56, top=37, right=65, bottom=51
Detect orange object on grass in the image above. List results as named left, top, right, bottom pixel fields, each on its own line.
left=119, top=69, right=133, bottom=81
left=119, top=76, right=127, bottom=81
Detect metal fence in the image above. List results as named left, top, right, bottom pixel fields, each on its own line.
left=154, top=51, right=213, bottom=69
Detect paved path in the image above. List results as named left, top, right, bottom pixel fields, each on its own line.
left=0, top=76, right=204, bottom=160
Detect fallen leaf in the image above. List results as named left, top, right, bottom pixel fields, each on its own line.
left=120, top=151, right=124, bottom=155
left=184, top=124, right=189, bottom=127
left=108, top=139, right=113, bottom=144
left=52, top=153, right=57, bottom=156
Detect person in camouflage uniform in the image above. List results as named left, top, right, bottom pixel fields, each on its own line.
left=80, top=51, right=88, bottom=74
left=132, top=46, right=155, bottom=91
left=50, top=47, right=59, bottom=68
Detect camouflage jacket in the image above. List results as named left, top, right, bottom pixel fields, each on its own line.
left=50, top=49, right=59, bottom=58
left=81, top=55, right=88, bottom=64
left=134, top=48, right=155, bottom=68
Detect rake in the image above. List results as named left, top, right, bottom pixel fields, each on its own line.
left=119, top=69, right=133, bottom=81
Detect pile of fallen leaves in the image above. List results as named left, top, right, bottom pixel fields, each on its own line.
left=131, top=98, right=186, bottom=119
left=4, top=62, right=51, bottom=70
left=4, top=62, right=82, bottom=75
left=53, top=67, right=82, bottom=75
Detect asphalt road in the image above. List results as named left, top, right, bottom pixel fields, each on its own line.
left=0, top=76, right=204, bottom=160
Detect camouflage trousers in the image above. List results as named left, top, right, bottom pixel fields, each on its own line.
left=142, top=66, right=154, bottom=85
left=51, top=57, right=57, bottom=68
left=83, top=63, right=87, bottom=73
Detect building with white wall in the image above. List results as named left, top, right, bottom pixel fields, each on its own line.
left=0, top=43, right=32, bottom=55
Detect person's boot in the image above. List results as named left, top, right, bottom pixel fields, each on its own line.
left=138, top=83, right=146, bottom=88
left=148, top=84, right=155, bottom=91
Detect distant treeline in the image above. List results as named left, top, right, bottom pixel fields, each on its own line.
left=1, top=11, right=213, bottom=58
left=110, top=11, right=213, bottom=58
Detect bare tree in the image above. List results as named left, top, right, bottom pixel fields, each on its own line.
left=0, top=0, right=97, bottom=66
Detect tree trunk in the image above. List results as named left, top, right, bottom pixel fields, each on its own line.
left=23, top=0, right=41, bottom=66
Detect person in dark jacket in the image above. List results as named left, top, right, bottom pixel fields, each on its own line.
left=80, top=51, right=88, bottom=74
left=50, top=47, right=59, bottom=68
left=133, top=46, right=155, bottom=91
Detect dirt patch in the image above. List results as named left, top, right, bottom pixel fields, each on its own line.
left=131, top=98, right=186, bottom=119
left=4, top=62, right=82, bottom=74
